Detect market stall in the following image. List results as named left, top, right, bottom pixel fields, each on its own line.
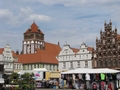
left=60, top=68, right=120, bottom=90
left=61, top=68, right=120, bottom=74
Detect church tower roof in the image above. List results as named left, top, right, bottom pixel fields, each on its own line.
left=24, top=22, right=44, bottom=34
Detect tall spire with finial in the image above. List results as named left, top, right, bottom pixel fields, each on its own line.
left=104, top=20, right=106, bottom=26
left=109, top=19, right=112, bottom=25
left=115, top=26, right=117, bottom=33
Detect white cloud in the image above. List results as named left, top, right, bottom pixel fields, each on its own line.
left=26, top=0, right=120, bottom=7
left=1, top=0, right=120, bottom=51
left=0, top=9, right=23, bottom=27
left=0, top=9, right=13, bottom=23
left=0, top=7, right=52, bottom=27
left=25, top=14, right=52, bottom=22
left=20, top=7, right=32, bottom=14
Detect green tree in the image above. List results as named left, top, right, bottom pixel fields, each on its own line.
left=20, top=72, right=35, bottom=90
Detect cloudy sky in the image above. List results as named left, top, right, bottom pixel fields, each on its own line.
left=0, top=0, right=120, bottom=51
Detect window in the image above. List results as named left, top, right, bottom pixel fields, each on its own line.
left=70, top=62, right=73, bottom=67
left=97, top=61, right=100, bottom=67
left=107, top=39, right=110, bottom=43
left=113, top=51, right=116, bottom=55
left=50, top=65, right=51, bottom=70
left=99, top=53, right=102, bottom=56
left=6, top=51, right=10, bottom=53
left=63, top=62, right=66, bottom=68
left=85, top=61, right=88, bottom=68
left=113, top=45, right=116, bottom=48
left=77, top=61, right=80, bottom=67
left=34, top=64, right=36, bottom=68
left=108, top=34, right=110, bottom=37
left=118, top=60, right=120, bottom=66
left=86, top=55, right=88, bottom=58
left=108, top=60, right=111, bottom=67
left=53, top=65, right=55, bottom=70
left=113, top=60, right=117, bottom=66
left=105, top=61, right=107, bottom=66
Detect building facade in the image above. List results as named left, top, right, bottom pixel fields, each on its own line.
left=57, top=42, right=93, bottom=71
left=93, top=21, right=120, bottom=69
left=0, top=44, right=22, bottom=74
left=17, top=22, right=61, bottom=71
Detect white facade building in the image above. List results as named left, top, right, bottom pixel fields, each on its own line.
left=57, top=42, right=93, bottom=71
left=0, top=44, right=23, bottom=74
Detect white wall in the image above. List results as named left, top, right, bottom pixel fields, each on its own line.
left=57, top=43, right=93, bottom=71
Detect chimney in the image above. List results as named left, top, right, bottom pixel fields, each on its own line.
left=16, top=49, right=19, bottom=55
left=58, top=41, right=60, bottom=46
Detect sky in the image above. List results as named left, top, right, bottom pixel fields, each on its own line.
left=1, top=0, right=120, bottom=52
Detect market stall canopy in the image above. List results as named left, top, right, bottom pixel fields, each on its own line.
left=18, top=68, right=48, bottom=74
left=92, top=68, right=120, bottom=74
left=61, top=69, right=75, bottom=74
left=33, top=68, right=48, bottom=71
left=61, top=68, right=120, bottom=74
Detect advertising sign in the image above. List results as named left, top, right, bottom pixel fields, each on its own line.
left=34, top=71, right=43, bottom=81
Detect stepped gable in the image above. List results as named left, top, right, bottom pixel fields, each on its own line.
left=24, top=22, right=44, bottom=34
left=17, top=42, right=61, bottom=64
left=0, top=48, right=17, bottom=57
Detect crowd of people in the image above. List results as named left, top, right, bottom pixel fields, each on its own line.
left=0, top=73, right=119, bottom=90
left=35, top=79, right=59, bottom=89
left=59, top=73, right=120, bottom=90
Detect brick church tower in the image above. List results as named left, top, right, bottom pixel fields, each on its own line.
left=22, top=22, right=45, bottom=54
left=93, top=21, right=120, bottom=69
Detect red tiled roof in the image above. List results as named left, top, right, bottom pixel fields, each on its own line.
left=17, top=42, right=61, bottom=64
left=117, top=34, right=120, bottom=40
left=12, top=51, right=17, bottom=57
left=24, top=22, right=44, bottom=34
left=0, top=48, right=4, bottom=54
left=17, top=53, right=58, bottom=64
left=71, top=48, right=79, bottom=53
left=71, top=46, right=93, bottom=53
left=88, top=47, right=94, bottom=51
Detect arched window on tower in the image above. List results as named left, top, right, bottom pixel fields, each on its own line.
left=113, top=60, right=117, bottom=66
left=108, top=60, right=111, bottom=67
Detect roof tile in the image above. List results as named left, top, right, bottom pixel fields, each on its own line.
left=17, top=42, right=61, bottom=64
left=24, top=22, right=44, bottom=34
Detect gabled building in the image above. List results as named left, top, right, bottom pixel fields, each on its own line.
left=57, top=42, right=93, bottom=71
left=17, top=22, right=61, bottom=71
left=0, top=44, right=22, bottom=74
left=92, top=21, right=120, bottom=69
